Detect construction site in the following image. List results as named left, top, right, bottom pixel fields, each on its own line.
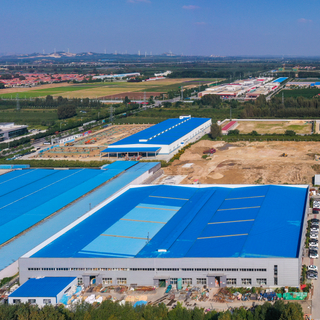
left=36, top=124, right=152, bottom=160
left=162, top=139, right=320, bottom=185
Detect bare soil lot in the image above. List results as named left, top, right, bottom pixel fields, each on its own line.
left=164, top=140, right=320, bottom=185
left=237, top=120, right=312, bottom=134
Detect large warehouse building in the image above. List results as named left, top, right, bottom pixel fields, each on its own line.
left=101, top=116, right=211, bottom=160
left=19, top=184, right=308, bottom=288
left=0, top=161, right=160, bottom=279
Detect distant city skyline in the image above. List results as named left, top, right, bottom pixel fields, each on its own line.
left=1, top=0, right=320, bottom=56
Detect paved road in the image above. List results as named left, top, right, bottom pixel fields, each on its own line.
left=309, top=213, right=320, bottom=320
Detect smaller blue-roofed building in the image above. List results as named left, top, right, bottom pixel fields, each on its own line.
left=19, top=184, right=309, bottom=288
left=8, top=277, right=77, bottom=306
left=101, top=116, right=211, bottom=159
left=273, top=77, right=288, bottom=83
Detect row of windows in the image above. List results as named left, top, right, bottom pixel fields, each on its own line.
left=12, top=299, right=51, bottom=305
left=28, top=267, right=267, bottom=272
left=181, top=268, right=267, bottom=272
left=226, top=278, right=267, bottom=286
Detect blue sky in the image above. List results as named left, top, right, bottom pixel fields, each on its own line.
left=1, top=0, right=319, bottom=56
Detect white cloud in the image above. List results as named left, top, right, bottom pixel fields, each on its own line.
left=298, top=18, right=312, bottom=23
left=182, top=5, right=200, bottom=10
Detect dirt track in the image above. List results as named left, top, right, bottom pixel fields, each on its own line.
left=164, top=140, right=320, bottom=185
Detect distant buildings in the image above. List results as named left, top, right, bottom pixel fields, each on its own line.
left=0, top=73, right=88, bottom=88
left=0, top=122, right=28, bottom=142
left=198, top=77, right=287, bottom=100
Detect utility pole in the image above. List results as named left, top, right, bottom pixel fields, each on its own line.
left=109, top=106, right=114, bottom=124
left=16, top=94, right=20, bottom=112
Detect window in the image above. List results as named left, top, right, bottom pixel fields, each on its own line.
left=182, top=278, right=192, bottom=285
left=117, top=278, right=127, bottom=285
left=257, top=279, right=267, bottom=286
left=196, top=278, right=207, bottom=285
left=195, top=268, right=208, bottom=271
left=78, top=278, right=83, bottom=285
left=13, top=299, right=21, bottom=304
left=157, top=268, right=179, bottom=271
left=227, top=279, right=237, bottom=285
left=57, top=268, right=69, bottom=271
left=274, top=277, right=278, bottom=285
left=241, top=279, right=252, bottom=285
left=274, top=265, right=278, bottom=276
left=103, top=278, right=113, bottom=285
left=131, top=268, right=154, bottom=271
left=28, top=299, right=36, bottom=304
left=182, top=268, right=194, bottom=271
left=170, top=278, right=178, bottom=284
left=43, top=299, right=51, bottom=305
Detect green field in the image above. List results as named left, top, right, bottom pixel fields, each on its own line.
left=0, top=78, right=220, bottom=99
left=0, top=109, right=58, bottom=124
left=277, top=88, right=320, bottom=98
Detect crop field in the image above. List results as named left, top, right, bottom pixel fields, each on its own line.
left=236, top=120, right=312, bottom=134
left=277, top=88, right=320, bottom=98
left=0, top=78, right=219, bottom=100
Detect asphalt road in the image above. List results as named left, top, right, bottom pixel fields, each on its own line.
left=309, top=213, right=320, bottom=320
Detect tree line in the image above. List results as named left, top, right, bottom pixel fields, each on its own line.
left=241, top=95, right=320, bottom=118
left=0, top=300, right=304, bottom=320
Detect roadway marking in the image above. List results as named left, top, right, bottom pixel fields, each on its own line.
left=217, top=206, right=260, bottom=211
left=101, top=234, right=150, bottom=240
left=0, top=169, right=84, bottom=211
left=198, top=234, right=248, bottom=240
left=136, top=206, right=178, bottom=211
left=225, top=196, right=265, bottom=200
left=149, top=195, right=189, bottom=201
left=208, top=219, right=254, bottom=225
left=120, top=218, right=166, bottom=224
left=0, top=169, right=37, bottom=186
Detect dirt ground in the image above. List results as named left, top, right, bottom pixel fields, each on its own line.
left=37, top=124, right=152, bottom=160
left=164, top=140, right=320, bottom=185
left=236, top=120, right=312, bottom=134
left=0, top=82, right=73, bottom=94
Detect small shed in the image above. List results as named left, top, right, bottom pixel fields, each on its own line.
left=8, top=277, right=77, bottom=306
left=315, top=175, right=320, bottom=186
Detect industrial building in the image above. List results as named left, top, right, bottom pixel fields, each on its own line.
left=92, top=73, right=140, bottom=80
left=8, top=277, right=77, bottom=306
left=19, top=184, right=309, bottom=288
left=0, top=161, right=160, bottom=279
left=101, top=116, right=211, bottom=159
left=198, top=77, right=283, bottom=100
left=0, top=122, right=28, bottom=142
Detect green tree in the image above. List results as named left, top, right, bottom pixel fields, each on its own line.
left=57, top=105, right=76, bottom=119
left=285, top=130, right=296, bottom=136
left=210, top=123, right=222, bottom=139
left=124, top=96, right=131, bottom=104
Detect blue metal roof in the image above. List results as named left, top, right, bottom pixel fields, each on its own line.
left=110, top=117, right=210, bottom=146
left=32, top=185, right=308, bottom=259
left=102, top=147, right=161, bottom=153
left=0, top=162, right=160, bottom=271
left=9, top=277, right=76, bottom=298
left=0, top=162, right=146, bottom=247
left=273, top=77, right=288, bottom=83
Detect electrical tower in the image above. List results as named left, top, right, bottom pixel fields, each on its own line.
left=16, top=94, right=20, bottom=112
left=109, top=106, right=114, bottom=124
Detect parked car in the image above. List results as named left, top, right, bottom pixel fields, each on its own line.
left=311, top=227, right=319, bottom=232
left=310, top=241, right=319, bottom=246
left=311, top=219, right=320, bottom=223
left=309, top=238, right=318, bottom=243
left=307, top=272, right=318, bottom=280
left=308, top=265, right=318, bottom=271
left=309, top=250, right=319, bottom=259
left=311, top=234, right=319, bottom=240
left=311, top=221, right=320, bottom=226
